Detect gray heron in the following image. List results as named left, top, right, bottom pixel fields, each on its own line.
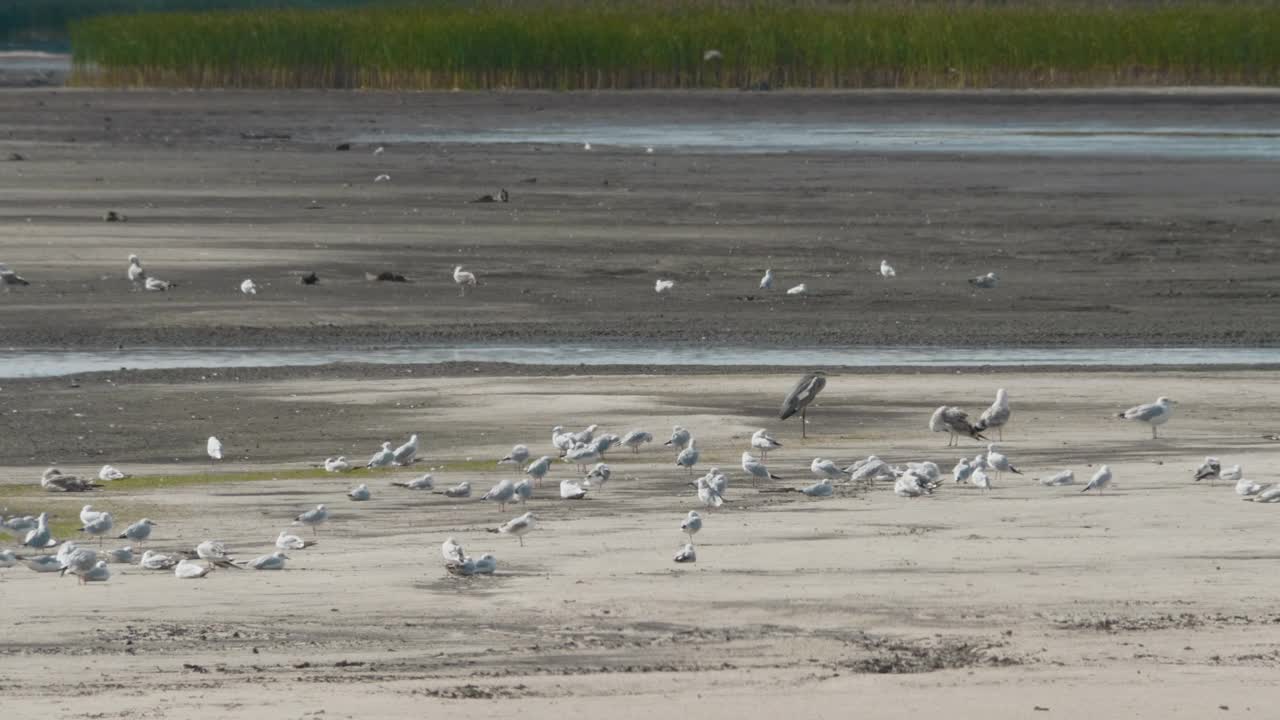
left=779, top=371, right=826, bottom=438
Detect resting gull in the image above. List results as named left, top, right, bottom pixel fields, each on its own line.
left=435, top=481, right=471, bottom=498
left=673, top=543, right=697, bottom=563
left=324, top=456, right=352, bottom=472
left=1081, top=465, right=1113, bottom=494
left=248, top=552, right=288, bottom=570
left=1193, top=456, right=1221, bottom=484
left=392, top=473, right=434, bottom=490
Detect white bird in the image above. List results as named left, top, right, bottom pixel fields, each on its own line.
left=800, top=478, right=834, bottom=497
left=496, top=512, right=536, bottom=546
left=106, top=546, right=134, bottom=564
left=294, top=504, right=328, bottom=534
left=1081, top=465, right=1113, bottom=494
left=985, top=444, right=1022, bottom=481
left=98, top=464, right=127, bottom=481
left=324, top=456, right=352, bottom=472
left=970, top=467, right=992, bottom=491
left=391, top=473, right=434, bottom=490
left=1235, top=475, right=1264, bottom=497
left=392, top=433, right=419, bottom=465
left=127, top=254, right=146, bottom=285
left=0, top=263, right=30, bottom=290
left=681, top=511, right=702, bottom=542
left=0, top=548, right=17, bottom=568
left=59, top=546, right=99, bottom=584
left=367, top=441, right=395, bottom=468
left=741, top=451, right=781, bottom=487
left=583, top=141, right=592, bottom=151
left=785, top=283, right=807, bottom=295
left=79, top=511, right=114, bottom=544
left=1193, top=456, right=1221, bottom=483
left=930, top=406, right=987, bottom=447
left=620, top=430, right=653, bottom=453
left=25, top=555, right=62, bottom=572
left=952, top=458, right=974, bottom=484
left=117, top=518, right=155, bottom=545
left=248, top=552, right=288, bottom=570
left=483, top=479, right=517, bottom=511
left=692, top=477, right=724, bottom=510
left=276, top=531, right=316, bottom=551
left=473, top=554, right=497, bottom=574
left=80, top=560, right=110, bottom=582
left=514, top=478, right=533, bottom=505
left=759, top=269, right=774, bottom=290
left=750, top=428, right=783, bottom=459
left=144, top=276, right=173, bottom=291
left=374, top=173, right=391, bottom=182
left=79, top=504, right=105, bottom=526
left=673, top=543, right=697, bottom=563
left=655, top=278, right=675, bottom=294
left=565, top=444, right=602, bottom=470
left=1040, top=469, right=1076, bottom=486
left=195, top=540, right=237, bottom=566
left=21, top=512, right=55, bottom=549
left=809, top=458, right=849, bottom=481
left=569, top=424, right=598, bottom=445
left=175, top=559, right=213, bottom=579
left=847, top=456, right=894, bottom=483
left=675, top=439, right=700, bottom=474
left=969, top=271, right=998, bottom=289
left=240, top=278, right=258, bottom=295
left=1118, top=397, right=1175, bottom=439
left=347, top=483, right=371, bottom=501
left=1249, top=485, right=1280, bottom=503
left=1220, top=465, right=1244, bottom=484
left=584, top=462, right=611, bottom=490
left=894, top=473, right=931, bottom=498
left=139, top=550, right=179, bottom=570
left=525, top=456, right=552, bottom=486
left=436, top=481, right=471, bottom=498
left=880, top=260, right=896, bottom=278
left=500, top=444, right=530, bottom=468
left=453, top=266, right=477, bottom=296
left=4, top=514, right=37, bottom=533
left=442, top=537, right=465, bottom=564
left=373, top=146, right=385, bottom=155
left=560, top=478, right=589, bottom=500
left=976, top=388, right=1011, bottom=440
left=207, top=436, right=223, bottom=460
left=665, top=426, right=692, bottom=452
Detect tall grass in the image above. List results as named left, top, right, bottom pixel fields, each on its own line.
left=71, top=3, right=1280, bottom=89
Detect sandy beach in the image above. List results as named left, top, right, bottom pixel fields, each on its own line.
left=3, top=367, right=1280, bottom=717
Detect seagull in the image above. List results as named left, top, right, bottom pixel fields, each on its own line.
left=969, top=272, right=998, bottom=289
left=1119, top=397, right=1175, bottom=439
left=41, top=468, right=101, bottom=492
left=374, top=173, right=391, bottom=182
left=952, top=458, right=974, bottom=484
left=1193, top=457, right=1221, bottom=483
left=240, top=278, right=258, bottom=295
left=620, top=430, right=653, bottom=453
left=665, top=426, right=692, bottom=452
left=675, top=439, right=700, bottom=474
left=347, top=483, right=371, bottom=501
left=139, top=550, right=179, bottom=570
left=759, top=269, right=774, bottom=290
left=584, top=463, right=611, bottom=490
left=59, top=546, right=99, bottom=584
left=985, top=444, right=1022, bottom=481
left=22, top=512, right=55, bottom=549
left=560, top=478, right=589, bottom=500
left=880, top=260, right=896, bottom=278
left=583, top=142, right=592, bottom=151
left=524, top=456, right=552, bottom=486
left=800, top=478, right=835, bottom=497
left=495, top=512, right=536, bottom=546
left=80, top=560, right=110, bottom=582
left=1220, top=465, right=1244, bottom=485
left=144, top=276, right=173, bottom=291
left=500, top=444, right=531, bottom=468
left=373, top=146, right=385, bottom=155
left=655, top=279, right=675, bottom=294
left=207, top=436, right=223, bottom=460
left=569, top=424, right=598, bottom=445
left=779, top=371, right=827, bottom=438
left=742, top=451, right=781, bottom=487
left=1040, top=469, right=1076, bottom=486
left=127, top=254, right=146, bottom=286
left=248, top=552, right=288, bottom=570
left=473, top=554, right=497, bottom=574
left=970, top=466, right=992, bottom=492
left=930, top=406, right=987, bottom=447
left=750, top=429, right=782, bottom=459
left=0, top=549, right=17, bottom=568
left=367, top=441, right=395, bottom=468
left=79, top=504, right=105, bottom=525
left=564, top=444, right=602, bottom=471
left=514, top=478, right=533, bottom=505
left=175, top=559, right=213, bottom=579
left=0, top=263, right=30, bottom=290
left=324, top=456, right=352, bottom=472
left=4, top=514, right=37, bottom=533
left=453, top=266, right=477, bottom=296
left=809, top=458, right=849, bottom=481
left=1235, top=475, right=1264, bottom=497
left=79, top=511, right=114, bottom=545
left=117, top=518, right=155, bottom=545
left=98, top=464, right=127, bottom=481
left=276, top=531, right=316, bottom=551
left=25, top=555, right=62, bottom=573
left=894, top=472, right=933, bottom=497
left=785, top=283, right=806, bottom=295
left=847, top=456, right=894, bottom=483
left=446, top=556, right=478, bottom=576
left=1081, top=465, right=1113, bottom=494
left=441, top=537, right=465, bottom=564
left=976, top=389, right=1011, bottom=440
left=392, top=434, right=419, bottom=465
left=106, top=546, right=134, bottom=564
left=483, top=479, right=517, bottom=512
left=691, top=476, right=725, bottom=510
left=391, top=473, right=434, bottom=490
left=435, top=481, right=471, bottom=498
left=681, top=511, right=702, bottom=543
left=195, top=540, right=239, bottom=568
left=294, top=505, right=328, bottom=534
left=673, top=543, right=697, bottom=563
left=1248, top=485, right=1280, bottom=503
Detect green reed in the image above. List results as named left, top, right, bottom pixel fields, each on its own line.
left=70, top=3, right=1280, bottom=89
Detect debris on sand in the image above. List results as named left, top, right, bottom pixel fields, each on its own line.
left=335, top=142, right=351, bottom=151
left=7, top=152, right=24, bottom=161
left=103, top=210, right=126, bottom=222
left=300, top=272, right=319, bottom=285
left=239, top=131, right=291, bottom=141
left=469, top=189, right=509, bottom=204
left=366, top=271, right=408, bottom=283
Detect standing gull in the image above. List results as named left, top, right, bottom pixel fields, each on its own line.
left=1081, top=465, right=1113, bottom=494
left=453, top=266, right=477, bottom=296
left=750, top=429, right=782, bottom=460
left=1118, top=397, right=1175, bottom=439
left=620, top=430, right=653, bottom=453
left=681, top=511, right=702, bottom=543
left=759, top=269, right=774, bottom=290
left=584, top=463, right=611, bottom=490
left=952, top=458, right=974, bottom=485
left=675, top=439, right=700, bottom=474
left=929, top=406, right=987, bottom=447
left=392, top=434, right=419, bottom=466
left=514, top=478, right=533, bottom=505
left=240, top=278, right=258, bottom=295
left=117, top=518, right=155, bottom=546
left=524, top=456, right=552, bottom=487
left=742, top=451, right=781, bottom=487
left=691, top=476, right=725, bottom=510
left=207, top=436, right=224, bottom=461
left=482, top=479, right=517, bottom=512
left=21, top=512, right=55, bottom=549
left=665, top=426, right=692, bottom=452
left=984, top=444, right=1022, bottom=482
left=779, top=371, right=827, bottom=439
left=880, top=260, right=896, bottom=278
left=294, top=505, right=328, bottom=534
left=976, top=388, right=1011, bottom=440
left=494, top=512, right=536, bottom=547
left=367, top=441, right=395, bottom=468
left=79, top=511, right=114, bottom=546
left=500, top=444, right=530, bottom=469
left=655, top=279, right=675, bottom=294
left=127, top=254, right=146, bottom=286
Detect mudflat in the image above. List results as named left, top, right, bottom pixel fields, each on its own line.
left=1, top=89, right=1278, bottom=348
left=2, top=367, right=1279, bottom=717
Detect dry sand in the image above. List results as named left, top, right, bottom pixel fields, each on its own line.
left=2, top=89, right=1280, bottom=348
left=3, top=368, right=1280, bottom=717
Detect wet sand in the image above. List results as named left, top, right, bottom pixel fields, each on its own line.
left=3, top=368, right=1280, bottom=717
left=2, top=89, right=1280, bottom=348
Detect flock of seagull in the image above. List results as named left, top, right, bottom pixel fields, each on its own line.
left=4, top=369, right=1269, bottom=586
left=655, top=260, right=998, bottom=296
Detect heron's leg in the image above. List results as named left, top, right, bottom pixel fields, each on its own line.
left=801, top=408, right=807, bottom=439
left=998, top=427, right=1003, bottom=441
